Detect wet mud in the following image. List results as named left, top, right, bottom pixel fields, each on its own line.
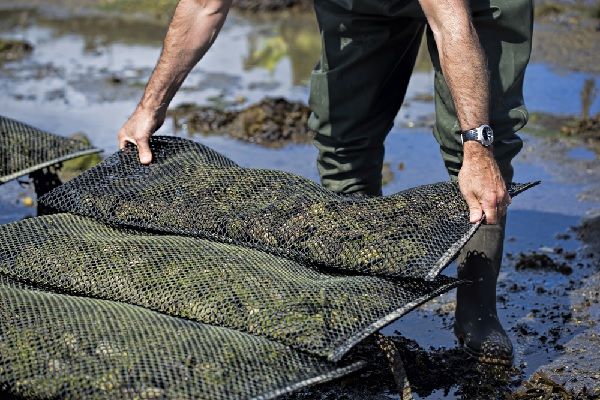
left=517, top=215, right=600, bottom=399
left=511, top=372, right=596, bottom=400
left=532, top=1, right=600, bottom=74
left=284, top=335, right=523, bottom=400
left=169, top=97, right=315, bottom=148
left=528, top=86, right=600, bottom=156
left=286, top=333, right=599, bottom=399
left=286, top=215, right=600, bottom=399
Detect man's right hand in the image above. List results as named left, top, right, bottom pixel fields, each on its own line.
left=116, top=0, right=233, bottom=165
left=117, top=108, right=165, bottom=165
left=458, top=142, right=510, bottom=225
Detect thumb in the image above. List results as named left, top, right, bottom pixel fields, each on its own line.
left=136, top=137, right=153, bottom=165
left=465, top=195, right=483, bottom=224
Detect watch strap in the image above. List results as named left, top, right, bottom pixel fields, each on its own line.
left=460, top=125, right=493, bottom=147
left=461, top=129, right=479, bottom=143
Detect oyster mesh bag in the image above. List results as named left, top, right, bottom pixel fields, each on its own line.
left=0, top=275, right=362, bottom=400
left=40, top=136, right=537, bottom=280
left=0, top=115, right=101, bottom=183
left=1, top=134, right=538, bottom=399
left=0, top=214, right=461, bottom=362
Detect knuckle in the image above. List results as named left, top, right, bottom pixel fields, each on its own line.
left=133, top=135, right=149, bottom=144
left=484, top=198, right=496, bottom=207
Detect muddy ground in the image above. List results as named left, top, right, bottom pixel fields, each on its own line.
left=0, top=0, right=599, bottom=399
left=532, top=1, right=600, bottom=74
left=283, top=214, right=600, bottom=399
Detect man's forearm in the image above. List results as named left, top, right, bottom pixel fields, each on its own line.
left=419, top=0, right=489, bottom=132
left=419, top=0, right=509, bottom=224
left=138, top=0, right=232, bottom=115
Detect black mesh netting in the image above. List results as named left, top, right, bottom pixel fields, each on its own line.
left=0, top=115, right=101, bottom=183
left=0, top=213, right=461, bottom=362
left=0, top=275, right=363, bottom=400
left=40, top=136, right=538, bottom=280
left=1, top=133, right=539, bottom=399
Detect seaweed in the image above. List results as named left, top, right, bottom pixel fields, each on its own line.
left=169, top=98, right=314, bottom=148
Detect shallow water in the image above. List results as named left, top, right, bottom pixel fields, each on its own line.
left=0, top=3, right=599, bottom=398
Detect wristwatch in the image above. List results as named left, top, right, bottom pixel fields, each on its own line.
left=461, top=124, right=494, bottom=147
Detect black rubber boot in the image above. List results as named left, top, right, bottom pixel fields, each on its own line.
left=454, top=216, right=514, bottom=365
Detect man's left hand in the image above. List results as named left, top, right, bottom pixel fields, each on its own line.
left=458, top=142, right=510, bottom=224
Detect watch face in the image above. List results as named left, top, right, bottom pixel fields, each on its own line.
left=481, top=125, right=493, bottom=145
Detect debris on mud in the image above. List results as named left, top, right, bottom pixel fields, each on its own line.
left=521, top=215, right=600, bottom=399
left=169, top=97, right=315, bottom=147
left=559, top=112, right=600, bottom=153
left=514, top=252, right=573, bottom=275
left=510, top=372, right=578, bottom=400
left=575, top=214, right=600, bottom=256
left=526, top=78, right=600, bottom=157
left=284, top=335, right=523, bottom=399
left=528, top=111, right=600, bottom=156
left=560, top=114, right=600, bottom=137
left=0, top=38, right=33, bottom=62
left=559, top=78, right=600, bottom=149
left=169, top=103, right=235, bottom=132
left=531, top=324, right=600, bottom=399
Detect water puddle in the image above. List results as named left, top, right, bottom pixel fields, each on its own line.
left=567, top=146, right=596, bottom=161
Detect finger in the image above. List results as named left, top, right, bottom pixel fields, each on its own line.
left=118, top=131, right=129, bottom=151
left=497, top=191, right=511, bottom=218
left=135, top=137, right=153, bottom=165
left=503, top=191, right=512, bottom=207
left=497, top=201, right=507, bottom=219
left=465, top=196, right=484, bottom=224
left=482, top=198, right=498, bottom=225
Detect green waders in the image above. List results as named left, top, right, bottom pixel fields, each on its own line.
left=308, top=0, right=533, bottom=364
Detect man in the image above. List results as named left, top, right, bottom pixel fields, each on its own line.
left=118, top=0, right=533, bottom=365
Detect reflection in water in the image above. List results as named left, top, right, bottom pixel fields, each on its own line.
left=581, top=78, right=596, bottom=120
left=243, top=12, right=433, bottom=85
left=244, top=13, right=321, bottom=85
left=96, top=0, right=178, bottom=22
left=0, top=8, right=169, bottom=48
left=43, top=17, right=168, bottom=52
